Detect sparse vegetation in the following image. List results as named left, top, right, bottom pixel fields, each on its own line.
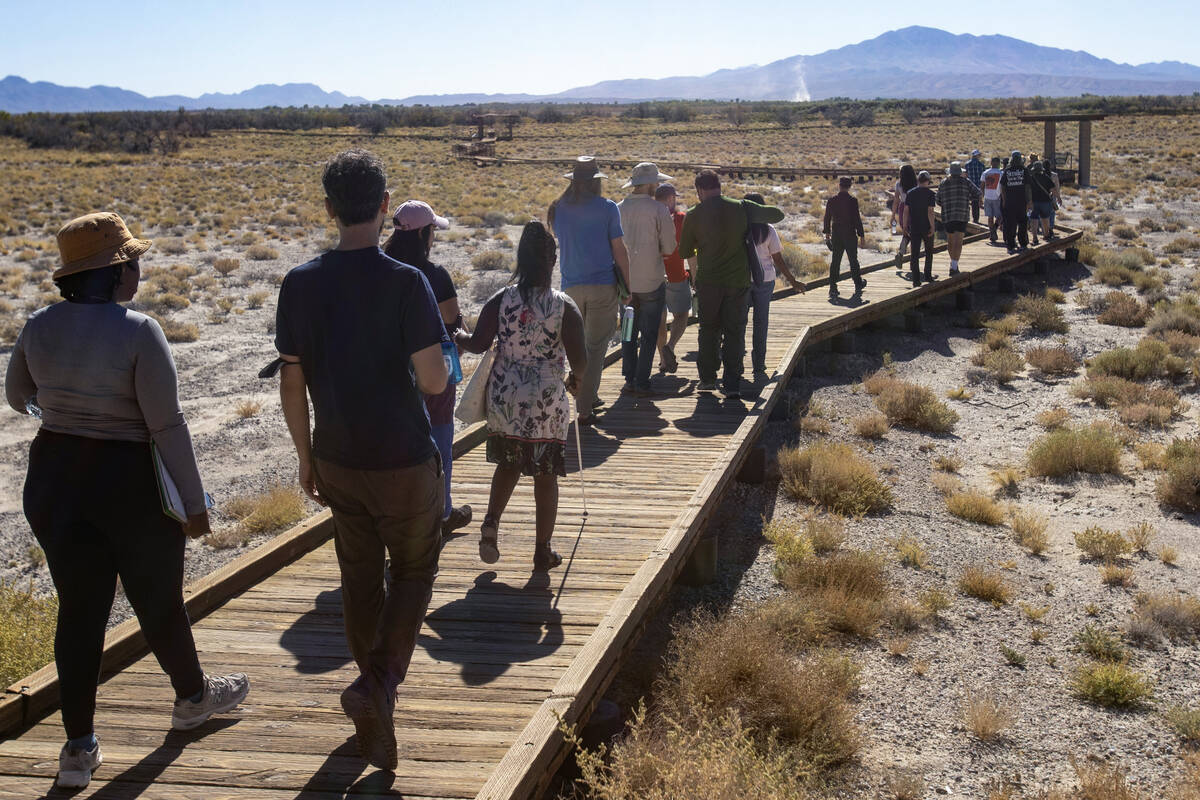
left=946, top=489, right=1005, bottom=525
left=780, top=550, right=891, bottom=638
left=1027, top=424, right=1123, bottom=477
left=0, top=579, right=57, bottom=687
left=963, top=689, right=1013, bottom=741
left=1073, top=526, right=1134, bottom=561
left=863, top=371, right=958, bottom=433
left=1013, top=293, right=1069, bottom=333
left=1026, top=345, right=1079, bottom=375
left=1157, top=437, right=1200, bottom=511
left=210, top=484, right=305, bottom=548
left=1072, top=661, right=1153, bottom=709
left=958, top=565, right=1012, bottom=604
left=1010, top=507, right=1050, bottom=555
left=851, top=412, right=889, bottom=439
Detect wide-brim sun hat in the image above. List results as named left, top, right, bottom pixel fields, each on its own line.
left=562, top=155, right=606, bottom=180
left=393, top=200, right=449, bottom=231
left=54, top=212, right=152, bottom=281
left=623, top=162, right=673, bottom=188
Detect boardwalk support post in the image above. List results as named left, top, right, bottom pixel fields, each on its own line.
left=996, top=275, right=1015, bottom=293
left=679, top=531, right=718, bottom=586
left=1033, top=258, right=1050, bottom=275
left=737, top=446, right=767, bottom=484
left=903, top=310, right=923, bottom=333
left=956, top=290, right=975, bottom=311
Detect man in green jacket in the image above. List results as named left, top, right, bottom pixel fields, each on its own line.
left=679, top=170, right=784, bottom=399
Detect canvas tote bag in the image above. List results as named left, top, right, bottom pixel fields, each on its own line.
left=454, top=348, right=495, bottom=425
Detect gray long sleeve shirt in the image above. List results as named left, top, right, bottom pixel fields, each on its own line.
left=5, top=302, right=206, bottom=515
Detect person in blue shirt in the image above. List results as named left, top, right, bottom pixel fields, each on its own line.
left=274, top=149, right=448, bottom=773
left=547, top=157, right=630, bottom=425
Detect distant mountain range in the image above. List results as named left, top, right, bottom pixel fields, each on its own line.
left=5, top=27, right=1200, bottom=113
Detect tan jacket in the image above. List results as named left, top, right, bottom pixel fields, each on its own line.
left=617, top=193, right=676, bottom=294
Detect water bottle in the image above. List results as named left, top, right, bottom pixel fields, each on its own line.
left=620, top=306, right=635, bottom=342
left=441, top=340, right=463, bottom=385
left=24, top=399, right=42, bottom=419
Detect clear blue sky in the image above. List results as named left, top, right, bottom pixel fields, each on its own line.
left=1, top=0, right=1184, bottom=99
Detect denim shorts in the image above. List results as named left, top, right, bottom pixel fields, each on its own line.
left=1030, top=201, right=1054, bottom=220
left=665, top=280, right=692, bottom=315
left=984, top=198, right=1003, bottom=218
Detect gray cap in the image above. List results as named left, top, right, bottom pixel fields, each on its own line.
left=917, top=170, right=932, bottom=183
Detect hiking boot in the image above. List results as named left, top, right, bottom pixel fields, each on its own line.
left=853, top=278, right=867, bottom=295
left=753, top=370, right=770, bottom=384
left=620, top=381, right=635, bottom=394
left=441, top=505, right=472, bottom=537
left=341, top=676, right=398, bottom=771
left=56, top=739, right=102, bottom=789
left=697, top=381, right=718, bottom=392
left=171, top=673, right=250, bottom=730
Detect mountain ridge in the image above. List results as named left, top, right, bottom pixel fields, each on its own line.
left=4, top=27, right=1199, bottom=112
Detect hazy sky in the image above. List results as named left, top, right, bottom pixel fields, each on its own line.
left=1, top=0, right=1185, bottom=99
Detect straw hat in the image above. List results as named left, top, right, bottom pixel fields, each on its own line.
left=54, top=212, right=151, bottom=280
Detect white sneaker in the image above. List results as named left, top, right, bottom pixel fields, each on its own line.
left=57, top=739, right=102, bottom=788
left=171, top=673, right=250, bottom=730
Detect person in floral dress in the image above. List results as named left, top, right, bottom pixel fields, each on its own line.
left=455, top=221, right=587, bottom=570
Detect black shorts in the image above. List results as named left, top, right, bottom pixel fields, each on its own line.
left=944, top=221, right=968, bottom=234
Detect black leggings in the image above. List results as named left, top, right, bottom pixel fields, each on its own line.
left=24, top=430, right=204, bottom=738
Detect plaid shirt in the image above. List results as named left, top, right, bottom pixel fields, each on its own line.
left=936, top=176, right=981, bottom=224
left=964, top=157, right=986, bottom=187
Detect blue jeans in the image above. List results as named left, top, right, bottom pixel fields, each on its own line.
left=621, top=283, right=666, bottom=390
left=431, top=423, right=453, bottom=519
left=746, top=281, right=773, bottom=374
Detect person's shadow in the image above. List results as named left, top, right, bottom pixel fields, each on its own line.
left=294, top=735, right=404, bottom=798
left=279, top=588, right=354, bottom=674
left=417, top=571, right=563, bottom=686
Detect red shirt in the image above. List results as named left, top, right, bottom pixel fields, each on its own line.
left=662, top=210, right=688, bottom=283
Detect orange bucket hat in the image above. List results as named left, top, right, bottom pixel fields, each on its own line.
left=54, top=212, right=152, bottom=280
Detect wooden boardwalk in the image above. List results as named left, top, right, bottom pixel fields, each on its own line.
left=0, top=228, right=1078, bottom=799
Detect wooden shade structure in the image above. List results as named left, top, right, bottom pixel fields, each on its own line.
left=1017, top=113, right=1106, bottom=186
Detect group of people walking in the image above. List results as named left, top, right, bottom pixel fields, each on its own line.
left=4, top=143, right=1060, bottom=788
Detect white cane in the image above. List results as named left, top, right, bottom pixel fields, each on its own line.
left=573, top=393, right=589, bottom=517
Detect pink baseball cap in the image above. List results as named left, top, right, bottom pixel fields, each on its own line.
left=393, top=200, right=449, bottom=231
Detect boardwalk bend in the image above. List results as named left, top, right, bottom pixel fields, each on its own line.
left=0, top=226, right=1080, bottom=799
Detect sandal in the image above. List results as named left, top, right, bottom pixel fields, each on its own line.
left=533, top=542, right=562, bottom=571
left=479, top=515, right=500, bottom=564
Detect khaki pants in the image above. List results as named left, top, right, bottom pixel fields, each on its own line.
left=314, top=455, right=442, bottom=691
left=565, top=283, right=619, bottom=415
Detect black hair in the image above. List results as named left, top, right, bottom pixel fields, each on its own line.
left=322, top=149, right=387, bottom=226
left=382, top=225, right=433, bottom=267
left=743, top=192, right=770, bottom=245
left=515, top=220, right=556, bottom=304
left=55, top=263, right=124, bottom=303
left=991, top=156, right=1002, bottom=167
left=898, top=164, right=917, bottom=192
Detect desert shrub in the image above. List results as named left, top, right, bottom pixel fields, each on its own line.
left=1119, top=403, right=1173, bottom=428
left=1010, top=508, right=1050, bottom=555
left=1087, top=338, right=1186, bottom=381
left=980, top=347, right=1024, bottom=383
left=1126, top=522, right=1155, bottom=553
left=1167, top=707, right=1200, bottom=746
left=233, top=399, right=262, bottom=418
left=851, top=412, right=888, bottom=439
left=1013, top=293, right=1068, bottom=333
left=1045, top=287, right=1067, bottom=304
left=985, top=314, right=1022, bottom=336
left=932, top=472, right=962, bottom=497
left=572, top=709, right=811, bottom=800
left=471, top=270, right=512, bottom=302
left=778, top=442, right=892, bottom=516
left=471, top=249, right=512, bottom=271
left=945, top=490, right=1005, bottom=525
left=1072, top=375, right=1144, bottom=408
left=1132, top=592, right=1200, bottom=640
left=762, top=517, right=814, bottom=566
left=797, top=415, right=830, bottom=434
left=866, top=375, right=958, bottom=433
left=1111, top=224, right=1137, bottom=240
left=161, top=319, right=199, bottom=343
left=662, top=610, right=860, bottom=769
left=1073, top=526, right=1133, bottom=561
left=1072, top=662, right=1153, bottom=709
left=1097, top=291, right=1150, bottom=327
left=963, top=690, right=1013, bottom=742
left=1147, top=297, right=1200, bottom=336
left=1135, top=441, right=1167, bottom=470
left=803, top=513, right=846, bottom=554
left=1025, top=345, right=1079, bottom=375
left=212, top=484, right=305, bottom=548
left=1100, top=563, right=1135, bottom=587
left=1163, top=234, right=1200, bottom=254
left=1027, top=425, right=1122, bottom=477
left=1157, top=437, right=1200, bottom=511
left=780, top=550, right=890, bottom=638
left=1036, top=407, right=1072, bottom=429
left=246, top=290, right=269, bottom=309
left=958, top=565, right=1011, bottom=604
left=0, top=579, right=57, bottom=687
left=1159, top=330, right=1200, bottom=358
left=158, top=237, right=187, bottom=254
left=892, top=533, right=928, bottom=569
left=245, top=244, right=279, bottom=261
left=932, top=453, right=962, bottom=472
left=1076, top=624, right=1126, bottom=662
left=780, top=241, right=827, bottom=280
left=212, top=257, right=240, bottom=276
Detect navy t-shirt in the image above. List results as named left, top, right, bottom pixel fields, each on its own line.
left=409, top=258, right=457, bottom=426
left=275, top=247, right=447, bottom=470
left=905, top=186, right=937, bottom=232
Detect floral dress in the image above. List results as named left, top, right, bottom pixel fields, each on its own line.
left=485, top=286, right=570, bottom=476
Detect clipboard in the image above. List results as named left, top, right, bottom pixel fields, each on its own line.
left=152, top=443, right=213, bottom=523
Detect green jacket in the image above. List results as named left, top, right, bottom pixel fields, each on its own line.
left=679, top=195, right=785, bottom=288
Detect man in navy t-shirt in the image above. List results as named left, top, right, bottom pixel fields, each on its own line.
left=274, top=149, right=447, bottom=772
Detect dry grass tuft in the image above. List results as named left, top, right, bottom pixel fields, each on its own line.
left=851, top=412, right=889, bottom=439
left=1027, top=425, right=1123, bottom=477
left=1026, top=345, right=1080, bottom=376
left=1076, top=624, right=1126, bottom=661
left=1098, top=291, right=1151, bottom=327
left=963, top=689, right=1014, bottom=742
left=990, top=466, right=1022, bottom=497
left=932, top=453, right=962, bottom=472
left=210, top=484, right=305, bottom=548
left=958, top=565, right=1012, bottom=604
left=778, top=442, right=892, bottom=516
left=1167, top=707, right=1200, bottom=746
left=1013, top=293, right=1069, bottom=333
left=946, top=490, right=1005, bottom=526
left=803, top=513, right=846, bottom=555
left=1126, top=522, right=1155, bottom=552
left=1100, top=563, right=1136, bottom=588
left=0, top=579, right=57, bottom=687
left=932, top=472, right=962, bottom=497
left=892, top=533, right=928, bottom=569
left=1135, top=441, right=1167, bottom=470
left=212, top=257, right=240, bottom=276
left=1073, top=526, right=1134, bottom=561
left=245, top=244, right=280, bottom=261
left=1157, top=438, right=1200, bottom=512
left=780, top=550, right=891, bottom=638
left=233, top=399, right=262, bottom=418
left=1132, top=592, right=1200, bottom=640
left=1010, top=507, right=1050, bottom=555
left=864, top=372, right=958, bottom=433
left=762, top=517, right=814, bottom=567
